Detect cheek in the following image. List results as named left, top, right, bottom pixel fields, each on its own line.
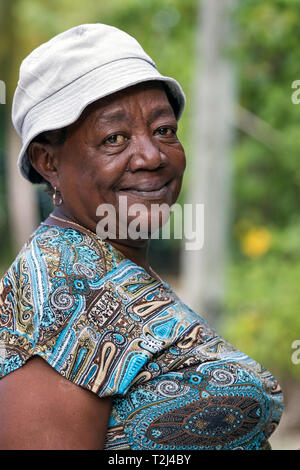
left=170, top=149, right=186, bottom=202
left=172, top=147, right=186, bottom=185
left=165, top=141, right=186, bottom=174
left=59, top=153, right=113, bottom=193
left=177, top=145, right=187, bottom=173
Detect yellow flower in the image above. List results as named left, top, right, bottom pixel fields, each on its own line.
left=240, top=227, right=271, bottom=258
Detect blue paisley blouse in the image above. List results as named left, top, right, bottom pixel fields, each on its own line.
left=0, top=219, right=283, bottom=450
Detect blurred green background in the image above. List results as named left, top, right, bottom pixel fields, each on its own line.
left=0, top=0, right=300, bottom=448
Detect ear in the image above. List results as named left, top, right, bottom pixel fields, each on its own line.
left=28, top=142, right=59, bottom=188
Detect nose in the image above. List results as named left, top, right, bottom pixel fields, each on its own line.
left=127, top=134, right=166, bottom=172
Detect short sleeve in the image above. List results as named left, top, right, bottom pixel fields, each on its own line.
left=0, top=248, right=36, bottom=377
left=0, top=224, right=155, bottom=398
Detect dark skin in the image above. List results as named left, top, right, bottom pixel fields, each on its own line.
left=0, top=82, right=186, bottom=449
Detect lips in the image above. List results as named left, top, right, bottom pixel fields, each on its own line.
left=117, top=179, right=171, bottom=199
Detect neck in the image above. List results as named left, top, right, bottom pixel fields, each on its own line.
left=110, top=239, right=151, bottom=270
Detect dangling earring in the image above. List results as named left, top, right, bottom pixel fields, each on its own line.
left=52, top=186, right=63, bottom=206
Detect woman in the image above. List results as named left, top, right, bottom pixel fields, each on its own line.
left=0, top=24, right=283, bottom=450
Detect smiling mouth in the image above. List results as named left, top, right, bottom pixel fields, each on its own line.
left=117, top=181, right=171, bottom=199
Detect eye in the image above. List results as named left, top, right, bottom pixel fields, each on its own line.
left=104, top=134, right=128, bottom=145
left=155, top=126, right=177, bottom=137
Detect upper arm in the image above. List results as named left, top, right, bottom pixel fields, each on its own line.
left=0, top=356, right=112, bottom=450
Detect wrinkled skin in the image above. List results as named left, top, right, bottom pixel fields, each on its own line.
left=29, top=81, right=186, bottom=270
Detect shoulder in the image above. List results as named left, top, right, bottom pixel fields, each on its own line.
left=0, top=222, right=125, bottom=380
left=0, top=222, right=123, bottom=323
left=31, top=223, right=121, bottom=275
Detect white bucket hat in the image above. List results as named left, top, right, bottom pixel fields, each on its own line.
left=12, top=23, right=186, bottom=183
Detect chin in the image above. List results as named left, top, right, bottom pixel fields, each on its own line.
left=124, top=205, right=172, bottom=241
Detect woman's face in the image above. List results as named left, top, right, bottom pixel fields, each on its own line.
left=52, top=82, right=186, bottom=242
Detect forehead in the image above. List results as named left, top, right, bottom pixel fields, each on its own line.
left=73, top=81, right=174, bottom=129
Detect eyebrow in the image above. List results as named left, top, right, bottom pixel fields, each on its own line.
left=146, top=106, right=176, bottom=125
left=96, top=110, right=130, bottom=124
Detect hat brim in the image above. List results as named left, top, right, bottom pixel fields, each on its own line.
left=18, top=58, right=185, bottom=183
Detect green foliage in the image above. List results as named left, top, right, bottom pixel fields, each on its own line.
left=223, top=1, right=300, bottom=380
left=224, top=246, right=300, bottom=380
left=233, top=0, right=300, bottom=228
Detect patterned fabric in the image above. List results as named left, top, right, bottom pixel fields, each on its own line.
left=0, top=222, right=283, bottom=450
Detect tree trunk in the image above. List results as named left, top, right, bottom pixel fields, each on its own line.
left=6, top=121, right=39, bottom=254
left=179, top=0, right=236, bottom=327
left=1, top=0, right=39, bottom=255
